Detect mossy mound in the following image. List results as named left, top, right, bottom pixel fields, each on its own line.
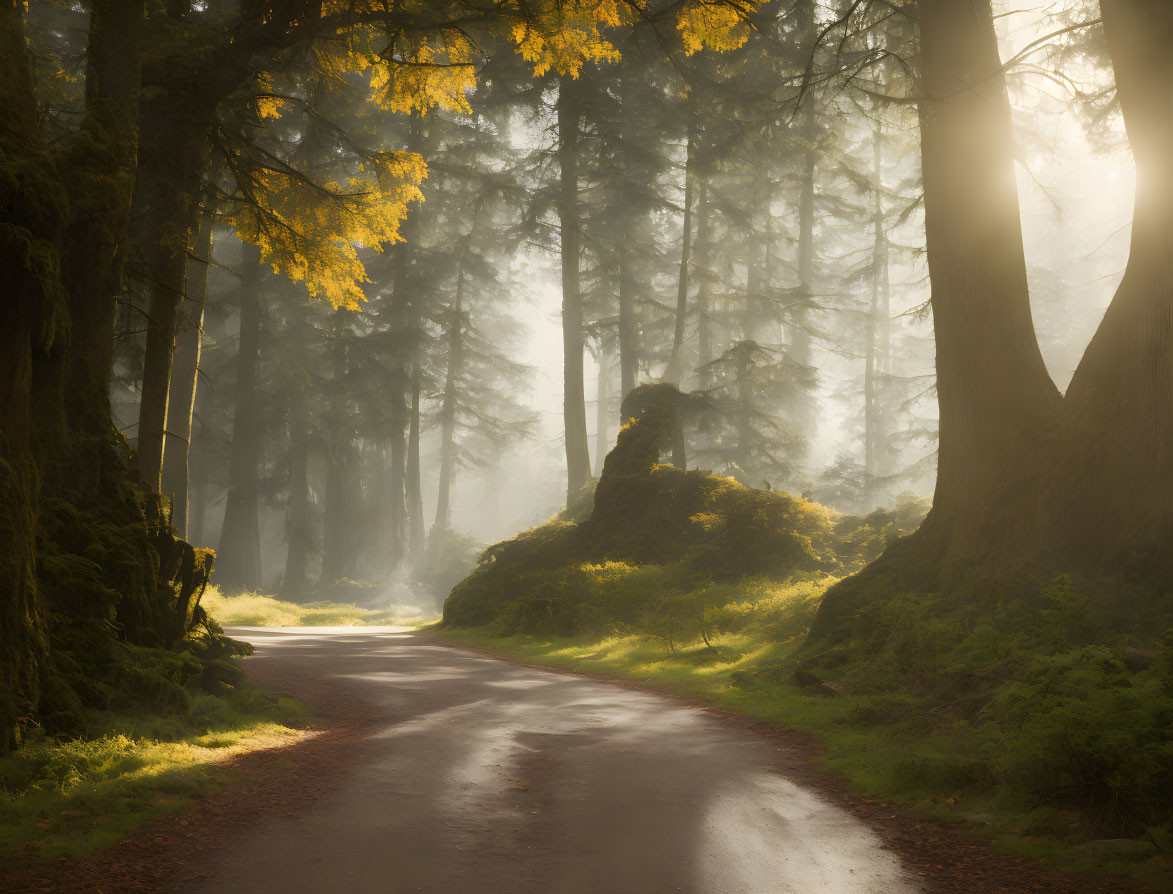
left=443, top=407, right=924, bottom=634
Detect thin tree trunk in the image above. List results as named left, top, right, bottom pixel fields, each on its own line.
left=668, top=112, right=696, bottom=384
left=406, top=351, right=424, bottom=559
left=618, top=248, right=638, bottom=398
left=321, top=311, right=358, bottom=585
left=433, top=265, right=465, bottom=532
left=132, top=105, right=209, bottom=494
left=595, top=347, right=611, bottom=476
left=558, top=74, right=592, bottom=500
left=282, top=385, right=311, bottom=600
left=216, top=242, right=264, bottom=591
left=696, top=182, right=713, bottom=389
left=161, top=213, right=213, bottom=538
left=863, top=124, right=888, bottom=507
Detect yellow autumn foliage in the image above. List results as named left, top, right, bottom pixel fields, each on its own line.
left=231, top=152, right=427, bottom=309
left=232, top=0, right=757, bottom=306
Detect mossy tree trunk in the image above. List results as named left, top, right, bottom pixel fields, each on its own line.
left=1, top=0, right=214, bottom=743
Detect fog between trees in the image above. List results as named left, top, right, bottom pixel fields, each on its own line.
left=0, top=0, right=1159, bottom=745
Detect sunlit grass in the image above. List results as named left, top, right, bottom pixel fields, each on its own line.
left=202, top=586, right=435, bottom=628
left=0, top=690, right=311, bottom=861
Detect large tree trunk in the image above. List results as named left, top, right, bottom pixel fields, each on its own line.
left=216, top=243, right=264, bottom=591
left=161, top=213, right=213, bottom=538
left=914, top=0, right=1060, bottom=554
left=811, top=0, right=1061, bottom=640
left=1058, top=0, right=1173, bottom=571
left=558, top=74, right=592, bottom=500
left=0, top=2, right=59, bottom=745
left=3, top=0, right=216, bottom=741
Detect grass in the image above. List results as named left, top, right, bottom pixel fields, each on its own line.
left=435, top=574, right=1173, bottom=889
left=202, top=586, right=435, bottom=628
left=0, top=687, right=311, bottom=862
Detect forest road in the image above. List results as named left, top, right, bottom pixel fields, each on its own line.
left=200, top=627, right=918, bottom=894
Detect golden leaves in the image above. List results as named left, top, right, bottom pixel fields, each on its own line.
left=677, top=1, right=755, bottom=56
left=231, top=152, right=427, bottom=310
left=370, top=30, right=478, bottom=114
left=509, top=0, right=628, bottom=78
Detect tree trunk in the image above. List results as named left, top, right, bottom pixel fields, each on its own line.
left=667, top=108, right=695, bottom=384
left=915, top=0, right=1060, bottom=550
left=406, top=357, right=425, bottom=560
left=863, top=124, right=890, bottom=508
left=811, top=0, right=1062, bottom=640
left=1058, top=0, right=1173, bottom=569
left=161, top=213, right=213, bottom=538
left=132, top=104, right=209, bottom=494
left=433, top=266, right=465, bottom=532
left=618, top=248, right=638, bottom=398
left=0, top=3, right=57, bottom=746
left=216, top=242, right=264, bottom=591
left=696, top=182, right=713, bottom=389
left=558, top=74, right=592, bottom=500
left=282, top=385, right=311, bottom=600
left=321, top=311, right=359, bottom=585
left=595, top=347, right=611, bottom=476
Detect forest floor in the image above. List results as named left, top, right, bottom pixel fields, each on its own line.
left=1, top=626, right=1152, bottom=893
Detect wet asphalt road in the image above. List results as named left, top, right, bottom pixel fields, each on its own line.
left=197, top=627, right=918, bottom=894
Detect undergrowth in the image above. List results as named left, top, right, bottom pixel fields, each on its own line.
left=0, top=686, right=310, bottom=862
left=202, top=587, right=434, bottom=628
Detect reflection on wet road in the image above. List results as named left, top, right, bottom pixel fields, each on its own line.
left=198, top=628, right=918, bottom=894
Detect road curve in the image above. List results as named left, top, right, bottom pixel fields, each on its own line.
left=201, top=627, right=918, bottom=894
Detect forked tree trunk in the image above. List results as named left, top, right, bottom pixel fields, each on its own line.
left=558, top=74, right=592, bottom=500
left=216, top=242, right=264, bottom=591
left=162, top=213, right=213, bottom=538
